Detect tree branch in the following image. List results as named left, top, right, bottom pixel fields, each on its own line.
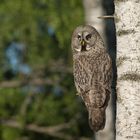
left=0, top=78, right=54, bottom=88
left=0, top=119, right=71, bottom=139
left=0, top=119, right=90, bottom=140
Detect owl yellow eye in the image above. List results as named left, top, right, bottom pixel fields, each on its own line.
left=77, top=35, right=81, bottom=40
left=85, top=34, right=92, bottom=40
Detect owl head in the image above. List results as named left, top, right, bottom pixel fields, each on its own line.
left=71, top=25, right=103, bottom=54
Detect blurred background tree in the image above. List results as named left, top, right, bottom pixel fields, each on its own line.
left=0, top=0, right=116, bottom=140
left=0, top=0, right=93, bottom=140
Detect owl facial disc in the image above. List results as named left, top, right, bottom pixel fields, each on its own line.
left=74, top=32, right=92, bottom=52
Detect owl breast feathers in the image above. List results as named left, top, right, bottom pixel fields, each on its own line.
left=71, top=25, right=112, bottom=132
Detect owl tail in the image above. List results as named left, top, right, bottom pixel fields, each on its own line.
left=88, top=107, right=106, bottom=132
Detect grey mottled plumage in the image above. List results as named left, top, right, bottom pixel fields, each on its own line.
left=71, top=25, right=112, bottom=132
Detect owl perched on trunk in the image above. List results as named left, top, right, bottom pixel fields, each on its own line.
left=71, top=25, right=112, bottom=132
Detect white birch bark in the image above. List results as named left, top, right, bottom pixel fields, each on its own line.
left=83, top=0, right=105, bottom=39
left=83, top=0, right=114, bottom=140
left=115, top=0, right=140, bottom=140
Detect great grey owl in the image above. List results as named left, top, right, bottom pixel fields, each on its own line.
left=71, top=25, right=112, bottom=132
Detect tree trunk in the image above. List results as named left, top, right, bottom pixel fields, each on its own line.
left=115, top=0, right=140, bottom=140
left=83, top=0, right=115, bottom=140
left=83, top=0, right=105, bottom=39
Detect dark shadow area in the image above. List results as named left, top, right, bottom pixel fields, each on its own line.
left=102, top=0, right=117, bottom=139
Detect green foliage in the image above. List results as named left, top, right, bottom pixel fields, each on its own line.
left=0, top=0, right=92, bottom=140
left=2, top=127, right=21, bottom=140
left=0, top=0, right=84, bottom=66
left=0, top=88, right=24, bottom=118
left=27, top=93, right=79, bottom=125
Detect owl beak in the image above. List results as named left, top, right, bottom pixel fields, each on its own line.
left=81, top=40, right=86, bottom=46
left=80, top=40, right=87, bottom=51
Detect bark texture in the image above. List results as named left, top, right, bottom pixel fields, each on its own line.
left=115, top=0, right=140, bottom=140
left=83, top=0, right=114, bottom=140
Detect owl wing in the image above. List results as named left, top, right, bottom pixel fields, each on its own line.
left=73, top=58, right=92, bottom=95
left=89, top=53, right=112, bottom=108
